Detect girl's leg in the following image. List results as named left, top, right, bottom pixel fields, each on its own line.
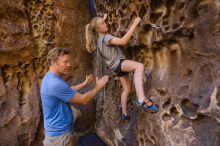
left=119, top=75, right=131, bottom=115
left=120, top=60, right=147, bottom=103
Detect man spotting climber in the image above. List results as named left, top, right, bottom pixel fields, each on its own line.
left=40, top=47, right=109, bottom=146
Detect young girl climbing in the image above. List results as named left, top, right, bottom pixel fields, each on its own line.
left=85, top=14, right=158, bottom=120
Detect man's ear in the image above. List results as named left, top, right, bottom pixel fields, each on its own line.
left=51, top=60, right=56, bottom=66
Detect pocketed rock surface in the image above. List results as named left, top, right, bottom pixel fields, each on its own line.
left=0, top=0, right=219, bottom=146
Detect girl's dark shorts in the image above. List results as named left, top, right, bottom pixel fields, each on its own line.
left=114, top=59, right=129, bottom=77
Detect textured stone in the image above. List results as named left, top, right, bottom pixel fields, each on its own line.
left=1, top=0, right=220, bottom=146
left=95, top=0, right=220, bottom=146
left=0, top=0, right=34, bottom=66
left=0, top=0, right=93, bottom=145
left=0, top=0, right=40, bottom=145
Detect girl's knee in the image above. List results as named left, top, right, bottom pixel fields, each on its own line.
left=137, top=63, right=144, bottom=71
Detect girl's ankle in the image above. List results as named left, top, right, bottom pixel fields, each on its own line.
left=137, top=97, right=145, bottom=103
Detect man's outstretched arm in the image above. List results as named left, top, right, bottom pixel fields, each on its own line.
left=69, top=75, right=109, bottom=105
left=71, top=74, right=94, bottom=91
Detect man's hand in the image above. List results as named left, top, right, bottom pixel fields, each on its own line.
left=96, top=75, right=109, bottom=90
left=84, top=74, right=94, bottom=85
left=69, top=75, right=109, bottom=105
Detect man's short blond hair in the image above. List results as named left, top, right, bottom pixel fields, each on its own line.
left=46, top=47, right=70, bottom=66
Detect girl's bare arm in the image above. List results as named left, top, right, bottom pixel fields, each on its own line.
left=110, top=17, right=141, bottom=46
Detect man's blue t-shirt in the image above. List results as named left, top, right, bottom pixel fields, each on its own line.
left=40, top=71, right=76, bottom=136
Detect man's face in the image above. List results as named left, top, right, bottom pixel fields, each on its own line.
left=52, top=54, right=72, bottom=76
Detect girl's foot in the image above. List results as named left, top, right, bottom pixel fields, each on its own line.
left=136, top=97, right=159, bottom=113
left=121, top=113, right=130, bottom=120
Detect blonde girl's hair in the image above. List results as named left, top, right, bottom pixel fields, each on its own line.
left=85, top=17, right=102, bottom=53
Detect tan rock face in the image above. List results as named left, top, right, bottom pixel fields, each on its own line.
left=0, top=0, right=34, bottom=66
left=95, top=0, right=220, bottom=145
left=1, top=0, right=220, bottom=145
left=0, top=0, right=40, bottom=145
left=0, top=0, right=93, bottom=145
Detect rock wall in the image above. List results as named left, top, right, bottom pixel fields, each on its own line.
left=0, top=0, right=93, bottom=145
left=0, top=0, right=220, bottom=146
left=0, top=0, right=41, bottom=145
left=95, top=0, right=220, bottom=146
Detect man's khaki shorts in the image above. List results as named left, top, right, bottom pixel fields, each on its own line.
left=43, top=131, right=74, bottom=146
left=43, top=106, right=81, bottom=146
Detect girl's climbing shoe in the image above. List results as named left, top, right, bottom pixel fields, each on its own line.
left=143, top=103, right=158, bottom=113
left=142, top=98, right=159, bottom=113
left=135, top=97, right=159, bottom=113
left=121, top=113, right=130, bottom=120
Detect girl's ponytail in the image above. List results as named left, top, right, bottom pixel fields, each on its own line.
left=85, top=23, right=96, bottom=53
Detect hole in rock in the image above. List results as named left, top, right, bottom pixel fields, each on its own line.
left=150, top=12, right=163, bottom=24
left=43, top=33, right=49, bottom=40
left=157, top=88, right=167, bottom=96
left=180, top=16, right=185, bottom=22
left=165, top=0, right=176, bottom=6
left=164, top=25, right=170, bottom=31
left=181, top=99, right=199, bottom=118
left=195, top=114, right=207, bottom=120
left=142, top=24, right=152, bottom=33
left=163, top=98, right=171, bottom=109
left=189, top=32, right=195, bottom=40
left=139, top=137, right=144, bottom=145
left=170, top=106, right=179, bottom=118
left=172, top=23, right=179, bottom=29
left=150, top=136, right=156, bottom=143
left=162, top=19, right=168, bottom=26
left=33, top=25, right=38, bottom=30
left=150, top=0, right=164, bottom=12
left=139, top=6, right=147, bottom=19
left=122, top=3, right=126, bottom=10
left=178, top=2, right=186, bottom=10
left=131, top=12, right=137, bottom=20
left=162, top=113, right=171, bottom=121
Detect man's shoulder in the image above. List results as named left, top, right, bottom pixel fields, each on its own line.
left=42, top=72, right=66, bottom=88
